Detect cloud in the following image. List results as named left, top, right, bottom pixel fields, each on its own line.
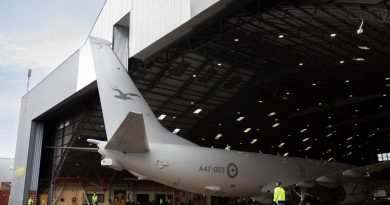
left=0, top=19, right=91, bottom=73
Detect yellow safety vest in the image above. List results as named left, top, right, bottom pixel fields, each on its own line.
left=28, top=198, right=34, bottom=205
left=273, top=187, right=285, bottom=202
left=92, top=195, right=98, bottom=203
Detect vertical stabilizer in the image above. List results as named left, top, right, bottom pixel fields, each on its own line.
left=89, top=37, right=196, bottom=146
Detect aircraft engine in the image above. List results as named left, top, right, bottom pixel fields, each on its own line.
left=330, top=182, right=367, bottom=204
left=101, top=158, right=124, bottom=171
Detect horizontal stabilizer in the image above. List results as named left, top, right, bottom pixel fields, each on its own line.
left=46, top=146, right=98, bottom=152
left=105, top=111, right=149, bottom=153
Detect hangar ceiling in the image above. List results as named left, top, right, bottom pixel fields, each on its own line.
left=129, top=0, right=390, bottom=166
left=41, top=0, right=390, bottom=181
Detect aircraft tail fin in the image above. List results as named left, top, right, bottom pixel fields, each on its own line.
left=90, top=37, right=197, bottom=147
left=104, top=111, right=149, bottom=153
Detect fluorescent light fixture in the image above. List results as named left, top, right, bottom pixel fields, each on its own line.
left=268, top=112, right=276, bottom=117
left=217, top=63, right=222, bottom=66
left=158, top=114, right=167, bottom=120
left=339, top=60, right=345, bottom=64
left=302, top=137, right=309, bottom=142
left=346, top=144, right=352, bottom=148
left=312, top=82, right=317, bottom=86
left=272, top=123, right=280, bottom=128
left=192, top=74, right=197, bottom=77
left=328, top=158, right=333, bottom=161
left=349, top=94, right=353, bottom=98
left=300, top=128, right=307, bottom=133
left=236, top=116, right=245, bottom=121
left=358, top=46, right=370, bottom=50
left=172, top=116, right=176, bottom=119
left=278, top=34, right=284, bottom=38
left=194, top=108, right=202, bottom=114
left=386, top=77, right=389, bottom=80
left=347, top=152, right=352, bottom=156
left=383, top=94, right=387, bottom=97
left=250, top=139, right=258, bottom=144
left=305, top=146, right=311, bottom=151
left=345, top=80, right=350, bottom=83
left=201, top=138, right=205, bottom=141
left=258, top=100, right=263, bottom=103
left=234, top=38, right=239, bottom=42
left=225, top=145, right=231, bottom=150
left=278, top=143, right=285, bottom=148
left=346, top=137, right=353, bottom=141
left=173, top=128, right=180, bottom=134
left=326, top=133, right=333, bottom=137
left=330, top=33, right=336, bottom=37
left=286, top=92, right=290, bottom=95
left=326, top=124, right=333, bottom=129
left=243, top=128, right=252, bottom=133
left=353, top=57, right=365, bottom=61
left=215, top=134, right=222, bottom=140
left=283, top=152, right=289, bottom=156
left=296, top=108, right=300, bottom=111
left=326, top=149, right=332, bottom=153
left=299, top=62, right=303, bottom=66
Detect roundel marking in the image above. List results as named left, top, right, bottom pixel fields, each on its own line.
left=227, top=163, right=238, bottom=178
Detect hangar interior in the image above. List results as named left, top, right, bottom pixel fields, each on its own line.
left=21, top=0, right=390, bottom=204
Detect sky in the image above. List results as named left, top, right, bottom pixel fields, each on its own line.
left=0, top=0, right=105, bottom=158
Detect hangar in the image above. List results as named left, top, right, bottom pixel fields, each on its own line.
left=10, top=0, right=390, bottom=205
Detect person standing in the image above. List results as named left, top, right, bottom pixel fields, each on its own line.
left=28, top=197, right=34, bottom=205
left=273, top=181, right=285, bottom=205
left=92, top=192, right=98, bottom=205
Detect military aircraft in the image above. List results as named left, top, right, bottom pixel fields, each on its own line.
left=52, top=38, right=390, bottom=204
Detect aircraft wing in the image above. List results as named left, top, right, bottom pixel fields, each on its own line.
left=104, top=111, right=149, bottom=153
left=296, top=161, right=390, bottom=188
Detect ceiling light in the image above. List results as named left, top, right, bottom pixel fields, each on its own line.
left=272, top=123, right=280, bottom=128
left=258, top=100, right=263, bottom=103
left=300, top=128, right=307, bottom=133
left=346, top=144, right=352, bottom=148
left=283, top=152, right=289, bottom=156
left=158, top=114, right=167, bottom=120
left=326, top=149, right=332, bottom=153
left=326, top=133, right=333, bottom=137
left=305, top=146, right=311, bottom=151
left=345, top=80, right=350, bottom=83
left=353, top=57, right=365, bottom=61
left=217, top=63, right=222, bottom=66
left=201, top=138, right=205, bottom=141
left=173, top=128, right=180, bottom=134
left=173, top=116, right=176, bottom=119
left=328, top=116, right=332, bottom=119
left=225, top=145, right=231, bottom=150
left=299, top=62, right=303, bottom=66
left=355, top=109, right=359, bottom=112
left=349, top=94, right=353, bottom=98
left=330, top=33, right=336, bottom=37
left=386, top=77, right=389, bottom=81
left=328, top=158, right=333, bottom=161
left=312, top=82, right=317, bottom=86
left=215, top=134, right=222, bottom=139
left=268, top=112, right=276, bottom=117
left=346, top=137, right=353, bottom=141
left=286, top=92, right=290, bottom=95
left=236, top=116, right=245, bottom=121
left=339, top=60, right=345, bottom=64
left=250, top=139, right=258, bottom=144
left=358, top=46, right=370, bottom=50
left=190, top=101, right=194, bottom=104
left=193, top=108, right=202, bottom=114
left=326, top=124, right=333, bottom=128
left=296, top=108, right=300, bottom=111
left=379, top=104, right=383, bottom=108
left=383, top=94, right=387, bottom=97
left=302, top=137, right=309, bottom=142
left=234, top=38, right=239, bottom=42
left=347, top=152, right=352, bottom=156
left=278, top=34, right=284, bottom=38
left=243, top=128, right=252, bottom=133
left=192, top=74, right=197, bottom=77
left=278, top=142, right=285, bottom=148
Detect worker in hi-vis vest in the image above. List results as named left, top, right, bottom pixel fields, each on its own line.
left=273, top=181, right=285, bottom=205
left=27, top=197, right=34, bottom=205
left=92, top=192, right=98, bottom=205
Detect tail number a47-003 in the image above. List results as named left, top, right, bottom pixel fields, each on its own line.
left=199, top=165, right=225, bottom=173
